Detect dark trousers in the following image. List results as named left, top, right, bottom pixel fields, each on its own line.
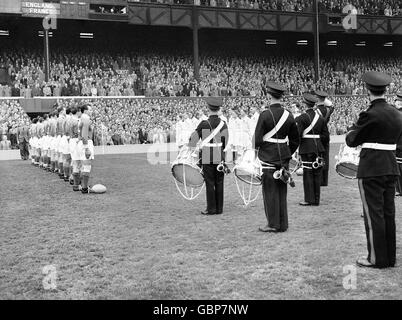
left=19, top=140, right=29, bottom=160
left=202, top=164, right=224, bottom=213
left=10, top=134, right=18, bottom=149
left=358, top=176, right=396, bottom=268
left=396, top=163, right=402, bottom=194
left=301, top=154, right=322, bottom=205
left=321, top=144, right=329, bottom=187
left=261, top=169, right=288, bottom=231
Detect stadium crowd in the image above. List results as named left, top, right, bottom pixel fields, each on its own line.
left=1, top=49, right=401, bottom=99
left=0, top=94, right=393, bottom=149
left=0, top=99, right=30, bottom=150
left=135, top=0, right=402, bottom=16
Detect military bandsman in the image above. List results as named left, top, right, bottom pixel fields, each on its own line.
left=314, top=90, right=334, bottom=187
left=188, top=97, right=229, bottom=215
left=346, top=72, right=402, bottom=268
left=253, top=82, right=300, bottom=232
left=395, top=92, right=402, bottom=196
left=295, top=93, right=329, bottom=206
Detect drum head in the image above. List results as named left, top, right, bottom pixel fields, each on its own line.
left=336, top=162, right=357, bottom=179
left=234, top=169, right=261, bottom=186
left=172, top=163, right=204, bottom=188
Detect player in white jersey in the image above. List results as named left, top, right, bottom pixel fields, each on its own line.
left=41, top=114, right=51, bottom=170
left=291, top=103, right=302, bottom=118
left=219, top=109, right=228, bottom=123
left=28, top=119, right=34, bottom=164
left=71, top=103, right=95, bottom=194
left=175, top=115, right=184, bottom=148
left=249, top=106, right=259, bottom=142
left=48, top=111, right=58, bottom=173
left=59, top=107, right=72, bottom=181
left=226, top=109, right=241, bottom=163
left=190, top=112, right=199, bottom=132
left=197, top=110, right=208, bottom=123
left=182, top=113, right=193, bottom=145
left=36, top=117, right=45, bottom=167
left=239, top=109, right=252, bottom=152
left=55, top=106, right=65, bottom=178
left=190, top=110, right=206, bottom=133
left=69, top=106, right=81, bottom=190
left=29, top=118, right=39, bottom=165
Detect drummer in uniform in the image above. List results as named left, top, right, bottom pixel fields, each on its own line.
left=188, top=97, right=229, bottom=215
left=314, top=90, right=334, bottom=187
left=296, top=93, right=329, bottom=206
left=254, top=82, right=300, bottom=232
left=395, top=93, right=402, bottom=196
left=346, top=72, right=402, bottom=268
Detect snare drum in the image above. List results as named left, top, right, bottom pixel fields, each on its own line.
left=233, top=149, right=262, bottom=206
left=233, top=149, right=262, bottom=186
left=335, top=144, right=360, bottom=179
left=171, top=146, right=204, bottom=188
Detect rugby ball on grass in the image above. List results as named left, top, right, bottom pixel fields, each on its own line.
left=90, top=184, right=107, bottom=194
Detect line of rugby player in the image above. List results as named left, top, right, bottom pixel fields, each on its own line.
left=28, top=103, right=95, bottom=194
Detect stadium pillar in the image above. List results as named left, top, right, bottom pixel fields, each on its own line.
left=192, top=6, right=200, bottom=82
left=43, top=29, right=50, bottom=82
left=313, top=0, right=320, bottom=83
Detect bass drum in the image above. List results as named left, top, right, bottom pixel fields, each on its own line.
left=335, top=144, right=360, bottom=179
left=171, top=146, right=204, bottom=200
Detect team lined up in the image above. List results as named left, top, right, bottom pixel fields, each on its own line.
left=28, top=104, right=95, bottom=194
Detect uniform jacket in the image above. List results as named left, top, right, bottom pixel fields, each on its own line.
left=316, top=102, right=334, bottom=145
left=295, top=108, right=329, bottom=155
left=254, top=103, right=299, bottom=165
left=189, top=115, right=228, bottom=165
left=397, top=107, right=402, bottom=159
left=346, top=98, right=402, bottom=178
left=316, top=103, right=334, bottom=124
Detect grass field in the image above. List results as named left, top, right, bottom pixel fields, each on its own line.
left=0, top=144, right=401, bottom=300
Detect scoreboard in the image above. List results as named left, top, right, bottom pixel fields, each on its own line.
left=21, top=2, right=60, bottom=17
left=59, top=1, right=89, bottom=19
left=18, top=1, right=89, bottom=19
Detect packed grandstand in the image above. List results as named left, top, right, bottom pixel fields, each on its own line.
left=0, top=1, right=401, bottom=149
left=0, top=93, right=395, bottom=150
left=129, top=1, right=402, bottom=16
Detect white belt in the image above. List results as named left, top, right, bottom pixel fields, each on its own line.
left=263, top=137, right=289, bottom=144
left=303, top=134, right=320, bottom=139
left=361, top=143, right=396, bottom=151
left=260, top=161, right=276, bottom=170
left=203, top=143, right=223, bottom=147
left=302, top=161, right=313, bottom=170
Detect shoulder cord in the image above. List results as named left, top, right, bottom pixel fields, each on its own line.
left=305, top=112, right=320, bottom=157
left=207, top=118, right=227, bottom=169
left=267, top=107, right=284, bottom=168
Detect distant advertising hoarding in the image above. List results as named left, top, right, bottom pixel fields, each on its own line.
left=21, top=1, right=60, bottom=17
